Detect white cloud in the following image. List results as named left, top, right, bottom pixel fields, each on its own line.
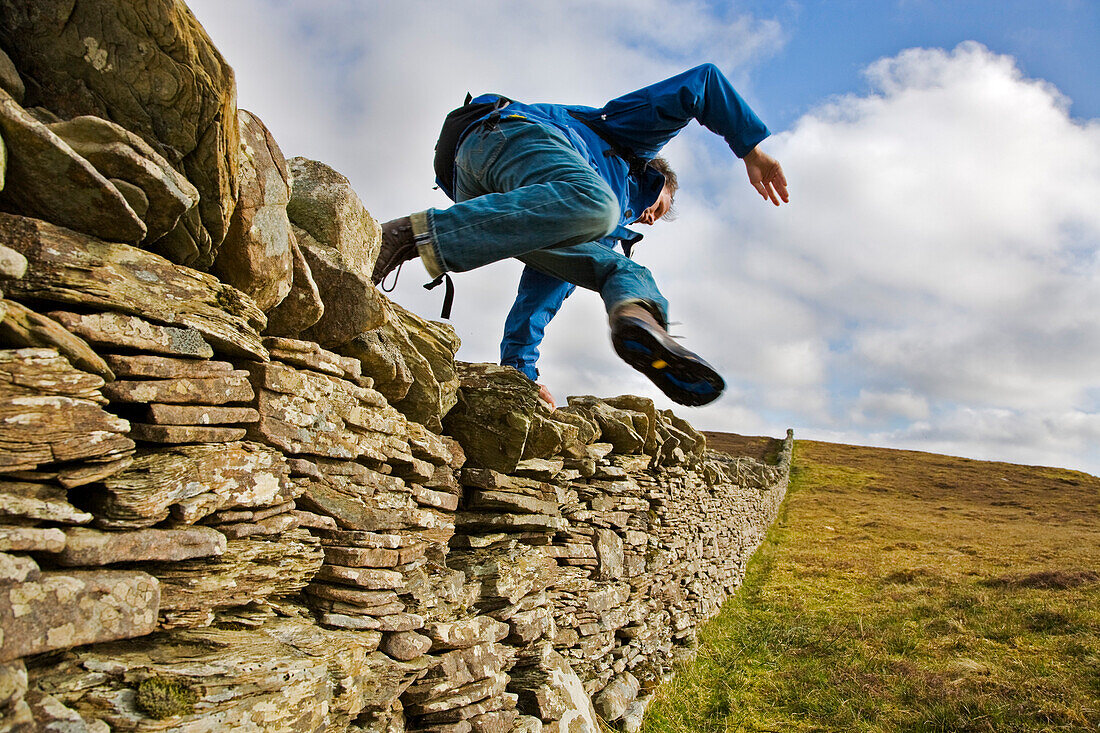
left=721, top=42, right=1100, bottom=473
left=182, top=3, right=1100, bottom=475
left=851, top=389, right=931, bottom=425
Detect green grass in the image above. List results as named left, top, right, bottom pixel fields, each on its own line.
left=642, top=441, right=1100, bottom=732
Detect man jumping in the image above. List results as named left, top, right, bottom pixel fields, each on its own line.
left=372, top=63, right=788, bottom=407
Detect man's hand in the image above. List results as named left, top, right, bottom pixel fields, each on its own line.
left=537, top=383, right=556, bottom=411
left=744, top=147, right=789, bottom=206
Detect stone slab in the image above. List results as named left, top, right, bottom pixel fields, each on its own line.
left=0, top=570, right=159, bottom=662
left=143, top=403, right=259, bottom=425
left=51, top=526, right=226, bottom=566
left=129, top=423, right=248, bottom=444
left=0, top=526, right=65, bottom=553
left=103, top=354, right=233, bottom=379
left=103, top=372, right=254, bottom=405
left=48, top=311, right=215, bottom=358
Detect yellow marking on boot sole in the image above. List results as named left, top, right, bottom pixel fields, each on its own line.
left=651, top=360, right=667, bottom=369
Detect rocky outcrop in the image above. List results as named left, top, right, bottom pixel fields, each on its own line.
left=0, top=0, right=239, bottom=267
left=0, top=7, right=792, bottom=731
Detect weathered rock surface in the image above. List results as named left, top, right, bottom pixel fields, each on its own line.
left=0, top=243, right=26, bottom=279
left=0, top=349, right=132, bottom=473
left=0, top=300, right=113, bottom=379
left=510, top=646, right=600, bottom=728
left=341, top=301, right=461, bottom=433
left=103, top=371, right=254, bottom=405
left=212, top=109, right=294, bottom=311
left=0, top=87, right=146, bottom=243
left=424, top=616, right=510, bottom=651
left=1, top=214, right=267, bottom=359
left=265, top=336, right=367, bottom=384
left=93, top=441, right=292, bottom=528
left=592, top=671, right=640, bottom=722
left=263, top=230, right=325, bottom=337
left=29, top=625, right=332, bottom=731
left=287, top=157, right=381, bottom=277
left=0, top=0, right=240, bottom=266
left=296, top=224, right=389, bottom=347
left=46, top=115, right=199, bottom=243
left=0, top=570, right=159, bottom=662
left=0, top=47, right=23, bottom=104
left=0, top=526, right=65, bottom=553
left=0, top=481, right=93, bottom=525
left=102, top=354, right=231, bottom=380
left=149, top=529, right=322, bottom=626
left=443, top=363, right=542, bottom=473
left=141, top=403, right=259, bottom=425
left=48, top=311, right=215, bottom=359
left=246, top=359, right=407, bottom=462
left=51, top=526, right=226, bottom=566
left=380, top=630, right=433, bottom=661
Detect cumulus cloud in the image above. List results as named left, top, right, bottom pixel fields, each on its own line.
left=712, top=42, right=1100, bottom=472
left=183, top=2, right=1100, bottom=474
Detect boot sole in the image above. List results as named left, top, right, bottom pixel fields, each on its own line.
left=611, top=316, right=725, bottom=406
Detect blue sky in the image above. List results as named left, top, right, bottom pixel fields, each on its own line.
left=187, top=1, right=1100, bottom=475
left=739, top=0, right=1100, bottom=128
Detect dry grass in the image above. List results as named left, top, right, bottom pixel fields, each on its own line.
left=642, top=439, right=1100, bottom=732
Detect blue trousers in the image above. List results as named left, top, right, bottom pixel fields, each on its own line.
left=422, top=118, right=669, bottom=321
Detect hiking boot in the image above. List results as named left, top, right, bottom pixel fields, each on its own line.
left=609, top=303, right=725, bottom=406
left=371, top=216, right=420, bottom=286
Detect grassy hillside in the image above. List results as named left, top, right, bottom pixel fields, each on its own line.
left=642, top=438, right=1100, bottom=732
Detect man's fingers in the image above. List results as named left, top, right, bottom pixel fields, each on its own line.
left=765, top=181, right=780, bottom=206
left=765, top=165, right=789, bottom=205
left=754, top=181, right=769, bottom=200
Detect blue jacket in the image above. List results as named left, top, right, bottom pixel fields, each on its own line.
left=447, top=64, right=770, bottom=380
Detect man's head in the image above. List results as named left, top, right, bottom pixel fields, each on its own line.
left=635, top=157, right=678, bottom=225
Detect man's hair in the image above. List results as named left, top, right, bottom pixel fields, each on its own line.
left=649, top=156, right=678, bottom=221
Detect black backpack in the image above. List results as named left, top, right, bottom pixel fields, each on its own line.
left=433, top=93, right=513, bottom=200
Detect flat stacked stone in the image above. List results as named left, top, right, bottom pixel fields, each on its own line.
left=27, top=625, right=336, bottom=732
left=91, top=441, right=296, bottom=529
left=0, top=214, right=267, bottom=360
left=0, top=348, right=133, bottom=474
left=402, top=616, right=518, bottom=732
left=102, top=354, right=257, bottom=444
left=245, top=354, right=405, bottom=463
left=143, top=527, right=323, bottom=629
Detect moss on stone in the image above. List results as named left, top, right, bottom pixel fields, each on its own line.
left=135, top=676, right=198, bottom=719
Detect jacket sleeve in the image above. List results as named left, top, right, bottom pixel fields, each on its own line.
left=500, top=265, right=577, bottom=381
left=590, top=63, right=769, bottom=159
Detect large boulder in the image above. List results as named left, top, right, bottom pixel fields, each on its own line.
left=562, top=396, right=647, bottom=456
left=0, top=86, right=146, bottom=243
left=283, top=158, right=387, bottom=347
left=0, top=0, right=240, bottom=267
left=442, top=363, right=542, bottom=473
left=286, top=157, right=382, bottom=276
left=385, top=302, right=460, bottom=433
left=212, top=110, right=294, bottom=311
left=295, top=224, right=389, bottom=347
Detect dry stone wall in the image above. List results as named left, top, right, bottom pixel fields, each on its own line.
left=0, top=4, right=791, bottom=731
